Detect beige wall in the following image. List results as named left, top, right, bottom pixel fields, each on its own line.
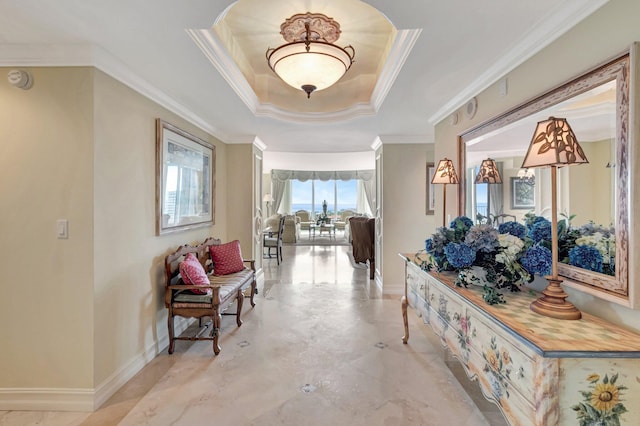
left=92, top=70, right=227, bottom=390
left=381, top=144, right=435, bottom=294
left=0, top=67, right=95, bottom=389
left=226, top=144, right=253, bottom=258
left=568, top=140, right=613, bottom=227
left=0, top=67, right=229, bottom=409
left=434, top=0, right=640, bottom=331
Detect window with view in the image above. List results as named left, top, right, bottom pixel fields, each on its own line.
left=290, top=179, right=358, bottom=219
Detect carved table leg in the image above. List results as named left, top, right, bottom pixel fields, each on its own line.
left=401, top=295, right=409, bottom=344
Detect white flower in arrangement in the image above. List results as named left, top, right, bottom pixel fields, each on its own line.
left=575, top=232, right=615, bottom=263
left=495, top=234, right=525, bottom=264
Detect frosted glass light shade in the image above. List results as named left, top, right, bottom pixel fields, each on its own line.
left=267, top=41, right=354, bottom=95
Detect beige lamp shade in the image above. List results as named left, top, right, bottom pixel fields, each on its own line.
left=522, top=117, right=589, bottom=168
left=475, top=158, right=502, bottom=184
left=431, top=158, right=459, bottom=184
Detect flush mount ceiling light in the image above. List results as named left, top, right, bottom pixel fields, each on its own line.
left=266, top=12, right=355, bottom=98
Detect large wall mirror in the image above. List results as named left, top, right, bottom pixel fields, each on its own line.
left=458, top=52, right=630, bottom=303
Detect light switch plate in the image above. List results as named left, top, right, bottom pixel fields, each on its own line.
left=57, top=219, right=68, bottom=239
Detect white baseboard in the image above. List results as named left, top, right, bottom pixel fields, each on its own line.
left=0, top=317, right=194, bottom=412
left=0, top=388, right=94, bottom=412
left=255, top=268, right=265, bottom=290
left=382, top=280, right=404, bottom=296
left=93, top=316, right=193, bottom=409
left=374, top=271, right=384, bottom=294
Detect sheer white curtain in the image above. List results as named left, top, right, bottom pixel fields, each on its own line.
left=271, top=169, right=375, bottom=214
left=271, top=178, right=287, bottom=216
left=277, top=181, right=292, bottom=214
left=173, top=167, right=201, bottom=223
left=357, top=180, right=374, bottom=216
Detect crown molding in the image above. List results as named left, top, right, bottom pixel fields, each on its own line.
left=0, top=43, right=96, bottom=66
left=428, top=0, right=610, bottom=126
left=0, top=43, right=230, bottom=143
left=224, top=134, right=268, bottom=150
left=188, top=27, right=419, bottom=123
left=253, top=136, right=267, bottom=151
left=370, top=29, right=422, bottom=112
left=224, top=135, right=268, bottom=151
left=378, top=135, right=429, bottom=144
left=370, top=136, right=383, bottom=151
left=186, top=29, right=261, bottom=115
left=254, top=101, right=375, bottom=123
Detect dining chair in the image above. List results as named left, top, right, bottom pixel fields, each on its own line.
left=263, top=215, right=285, bottom=264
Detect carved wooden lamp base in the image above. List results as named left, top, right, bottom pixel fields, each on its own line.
left=530, top=277, right=582, bottom=320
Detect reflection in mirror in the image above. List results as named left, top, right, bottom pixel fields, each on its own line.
left=156, top=119, right=215, bottom=235
left=465, top=81, right=615, bottom=234
left=162, top=145, right=211, bottom=226
left=459, top=53, right=629, bottom=300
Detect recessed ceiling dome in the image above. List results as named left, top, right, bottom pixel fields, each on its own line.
left=190, top=0, right=420, bottom=121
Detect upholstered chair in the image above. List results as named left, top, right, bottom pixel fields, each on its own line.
left=295, top=210, right=314, bottom=230
left=282, top=215, right=300, bottom=243
left=334, top=209, right=357, bottom=230
left=349, top=216, right=375, bottom=279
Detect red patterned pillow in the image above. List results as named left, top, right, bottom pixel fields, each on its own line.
left=178, top=252, right=210, bottom=295
left=209, top=240, right=245, bottom=276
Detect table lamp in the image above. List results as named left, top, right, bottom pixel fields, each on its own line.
left=431, top=158, right=459, bottom=227
left=263, top=193, right=273, bottom=216
left=522, top=116, right=588, bottom=320
left=474, top=158, right=502, bottom=224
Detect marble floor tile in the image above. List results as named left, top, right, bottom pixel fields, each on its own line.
left=2, top=245, right=504, bottom=425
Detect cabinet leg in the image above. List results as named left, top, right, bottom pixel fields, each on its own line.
left=401, top=295, right=409, bottom=344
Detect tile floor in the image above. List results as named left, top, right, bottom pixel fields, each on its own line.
left=1, top=245, right=506, bottom=425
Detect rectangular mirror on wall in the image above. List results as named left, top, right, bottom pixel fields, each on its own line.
left=458, top=51, right=631, bottom=305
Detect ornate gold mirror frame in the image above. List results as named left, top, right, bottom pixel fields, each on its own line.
left=458, top=50, right=632, bottom=305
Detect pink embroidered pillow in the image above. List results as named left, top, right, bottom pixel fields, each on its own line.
left=209, top=240, right=245, bottom=276
left=178, top=252, right=210, bottom=295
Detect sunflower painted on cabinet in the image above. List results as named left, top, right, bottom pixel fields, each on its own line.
left=572, top=373, right=627, bottom=425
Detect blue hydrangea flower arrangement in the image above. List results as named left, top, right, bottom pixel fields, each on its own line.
left=559, top=220, right=615, bottom=276
left=498, top=221, right=527, bottom=240
left=569, top=245, right=603, bottom=273
left=423, top=216, right=536, bottom=295
left=422, top=215, right=562, bottom=304
left=465, top=224, right=499, bottom=253
left=520, top=244, right=552, bottom=276
left=528, top=219, right=552, bottom=243
left=421, top=212, right=615, bottom=305
left=444, top=242, right=476, bottom=269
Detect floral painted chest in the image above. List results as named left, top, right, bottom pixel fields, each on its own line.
left=400, top=254, right=640, bottom=426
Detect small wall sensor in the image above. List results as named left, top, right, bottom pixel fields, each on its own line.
left=465, top=97, right=478, bottom=119
left=8, top=70, right=34, bottom=90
